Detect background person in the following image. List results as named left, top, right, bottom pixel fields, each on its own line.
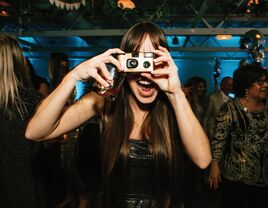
left=209, top=64, right=268, bottom=208
left=201, top=76, right=233, bottom=208
left=182, top=76, right=208, bottom=208
left=26, top=58, right=51, bottom=97
left=203, top=76, right=233, bottom=142
left=183, top=76, right=207, bottom=122
left=0, top=34, right=45, bottom=208
left=48, top=52, right=70, bottom=89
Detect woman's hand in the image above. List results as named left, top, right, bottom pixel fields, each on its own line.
left=209, top=160, right=222, bottom=190
left=71, top=48, right=124, bottom=87
left=141, top=46, right=181, bottom=94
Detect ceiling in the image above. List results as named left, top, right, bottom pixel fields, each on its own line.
left=1, top=0, right=268, bottom=61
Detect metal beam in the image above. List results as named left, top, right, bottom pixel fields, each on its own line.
left=4, top=28, right=268, bottom=37
left=22, top=46, right=268, bottom=52
left=24, top=55, right=251, bottom=61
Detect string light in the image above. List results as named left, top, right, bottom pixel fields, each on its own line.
left=216, top=34, right=232, bottom=40
left=0, top=9, right=8, bottom=16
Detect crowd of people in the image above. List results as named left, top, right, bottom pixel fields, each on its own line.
left=0, top=20, right=267, bottom=208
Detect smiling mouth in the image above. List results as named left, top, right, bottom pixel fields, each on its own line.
left=260, top=88, right=267, bottom=92
left=136, top=78, right=154, bottom=90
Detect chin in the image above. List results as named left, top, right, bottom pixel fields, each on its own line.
left=131, top=88, right=158, bottom=104
left=136, top=93, right=158, bottom=104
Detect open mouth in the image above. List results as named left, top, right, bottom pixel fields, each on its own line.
left=259, top=88, right=268, bottom=97
left=136, top=78, right=155, bottom=92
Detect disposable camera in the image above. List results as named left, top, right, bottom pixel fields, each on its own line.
left=117, top=52, right=154, bottom=72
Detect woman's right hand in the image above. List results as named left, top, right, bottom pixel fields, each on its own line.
left=71, top=48, right=124, bottom=87
left=209, top=160, right=222, bottom=190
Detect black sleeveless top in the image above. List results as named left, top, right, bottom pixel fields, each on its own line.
left=95, top=139, right=157, bottom=207
left=124, top=139, right=156, bottom=207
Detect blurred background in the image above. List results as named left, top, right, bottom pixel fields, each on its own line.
left=1, top=0, right=268, bottom=94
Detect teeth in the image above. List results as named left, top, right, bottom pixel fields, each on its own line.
left=138, top=80, right=151, bottom=85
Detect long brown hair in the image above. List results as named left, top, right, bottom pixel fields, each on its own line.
left=101, top=22, right=183, bottom=207
left=48, top=52, right=69, bottom=89
left=0, top=35, right=31, bottom=119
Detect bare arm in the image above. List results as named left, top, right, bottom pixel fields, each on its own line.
left=25, top=72, right=104, bottom=141
left=167, top=90, right=211, bottom=169
left=25, top=48, right=124, bottom=141
left=143, top=46, right=212, bottom=169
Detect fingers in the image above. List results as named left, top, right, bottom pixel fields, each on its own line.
left=208, top=175, right=221, bottom=190
left=105, top=55, right=124, bottom=72
left=90, top=48, right=125, bottom=86
left=97, top=62, right=113, bottom=82
left=153, top=50, right=172, bottom=64
left=209, top=176, right=217, bottom=190
left=214, top=178, right=219, bottom=189
left=91, top=70, right=110, bottom=88
left=153, top=46, right=177, bottom=70
left=209, top=177, right=213, bottom=189
left=158, top=45, right=170, bottom=55
left=100, top=48, right=124, bottom=74
left=103, top=48, right=124, bottom=57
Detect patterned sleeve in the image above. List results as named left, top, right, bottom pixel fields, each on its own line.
left=211, top=101, right=233, bottom=162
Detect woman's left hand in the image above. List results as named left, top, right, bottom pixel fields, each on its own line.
left=141, top=46, right=181, bottom=94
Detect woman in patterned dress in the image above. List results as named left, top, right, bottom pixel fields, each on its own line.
left=209, top=63, right=268, bottom=208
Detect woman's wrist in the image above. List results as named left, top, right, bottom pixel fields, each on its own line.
left=211, top=159, right=219, bottom=165
left=166, top=88, right=186, bottom=102
left=62, top=71, right=79, bottom=87
left=70, top=69, right=81, bottom=81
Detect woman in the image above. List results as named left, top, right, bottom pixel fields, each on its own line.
left=48, top=52, right=70, bottom=89
left=209, top=63, right=268, bottom=208
left=182, top=76, right=208, bottom=208
left=26, top=58, right=51, bottom=97
left=26, top=21, right=211, bottom=208
left=43, top=52, right=81, bottom=207
left=0, top=35, right=44, bottom=208
left=183, top=76, right=207, bottom=122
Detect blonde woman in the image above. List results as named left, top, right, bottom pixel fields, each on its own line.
left=0, top=35, right=44, bottom=208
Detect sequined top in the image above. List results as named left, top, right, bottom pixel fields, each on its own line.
left=95, top=139, right=157, bottom=207
left=212, top=99, right=268, bottom=187
left=124, top=139, right=156, bottom=207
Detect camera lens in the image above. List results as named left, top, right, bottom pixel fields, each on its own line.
left=126, top=58, right=138, bottom=68
left=143, top=61, right=151, bottom=68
